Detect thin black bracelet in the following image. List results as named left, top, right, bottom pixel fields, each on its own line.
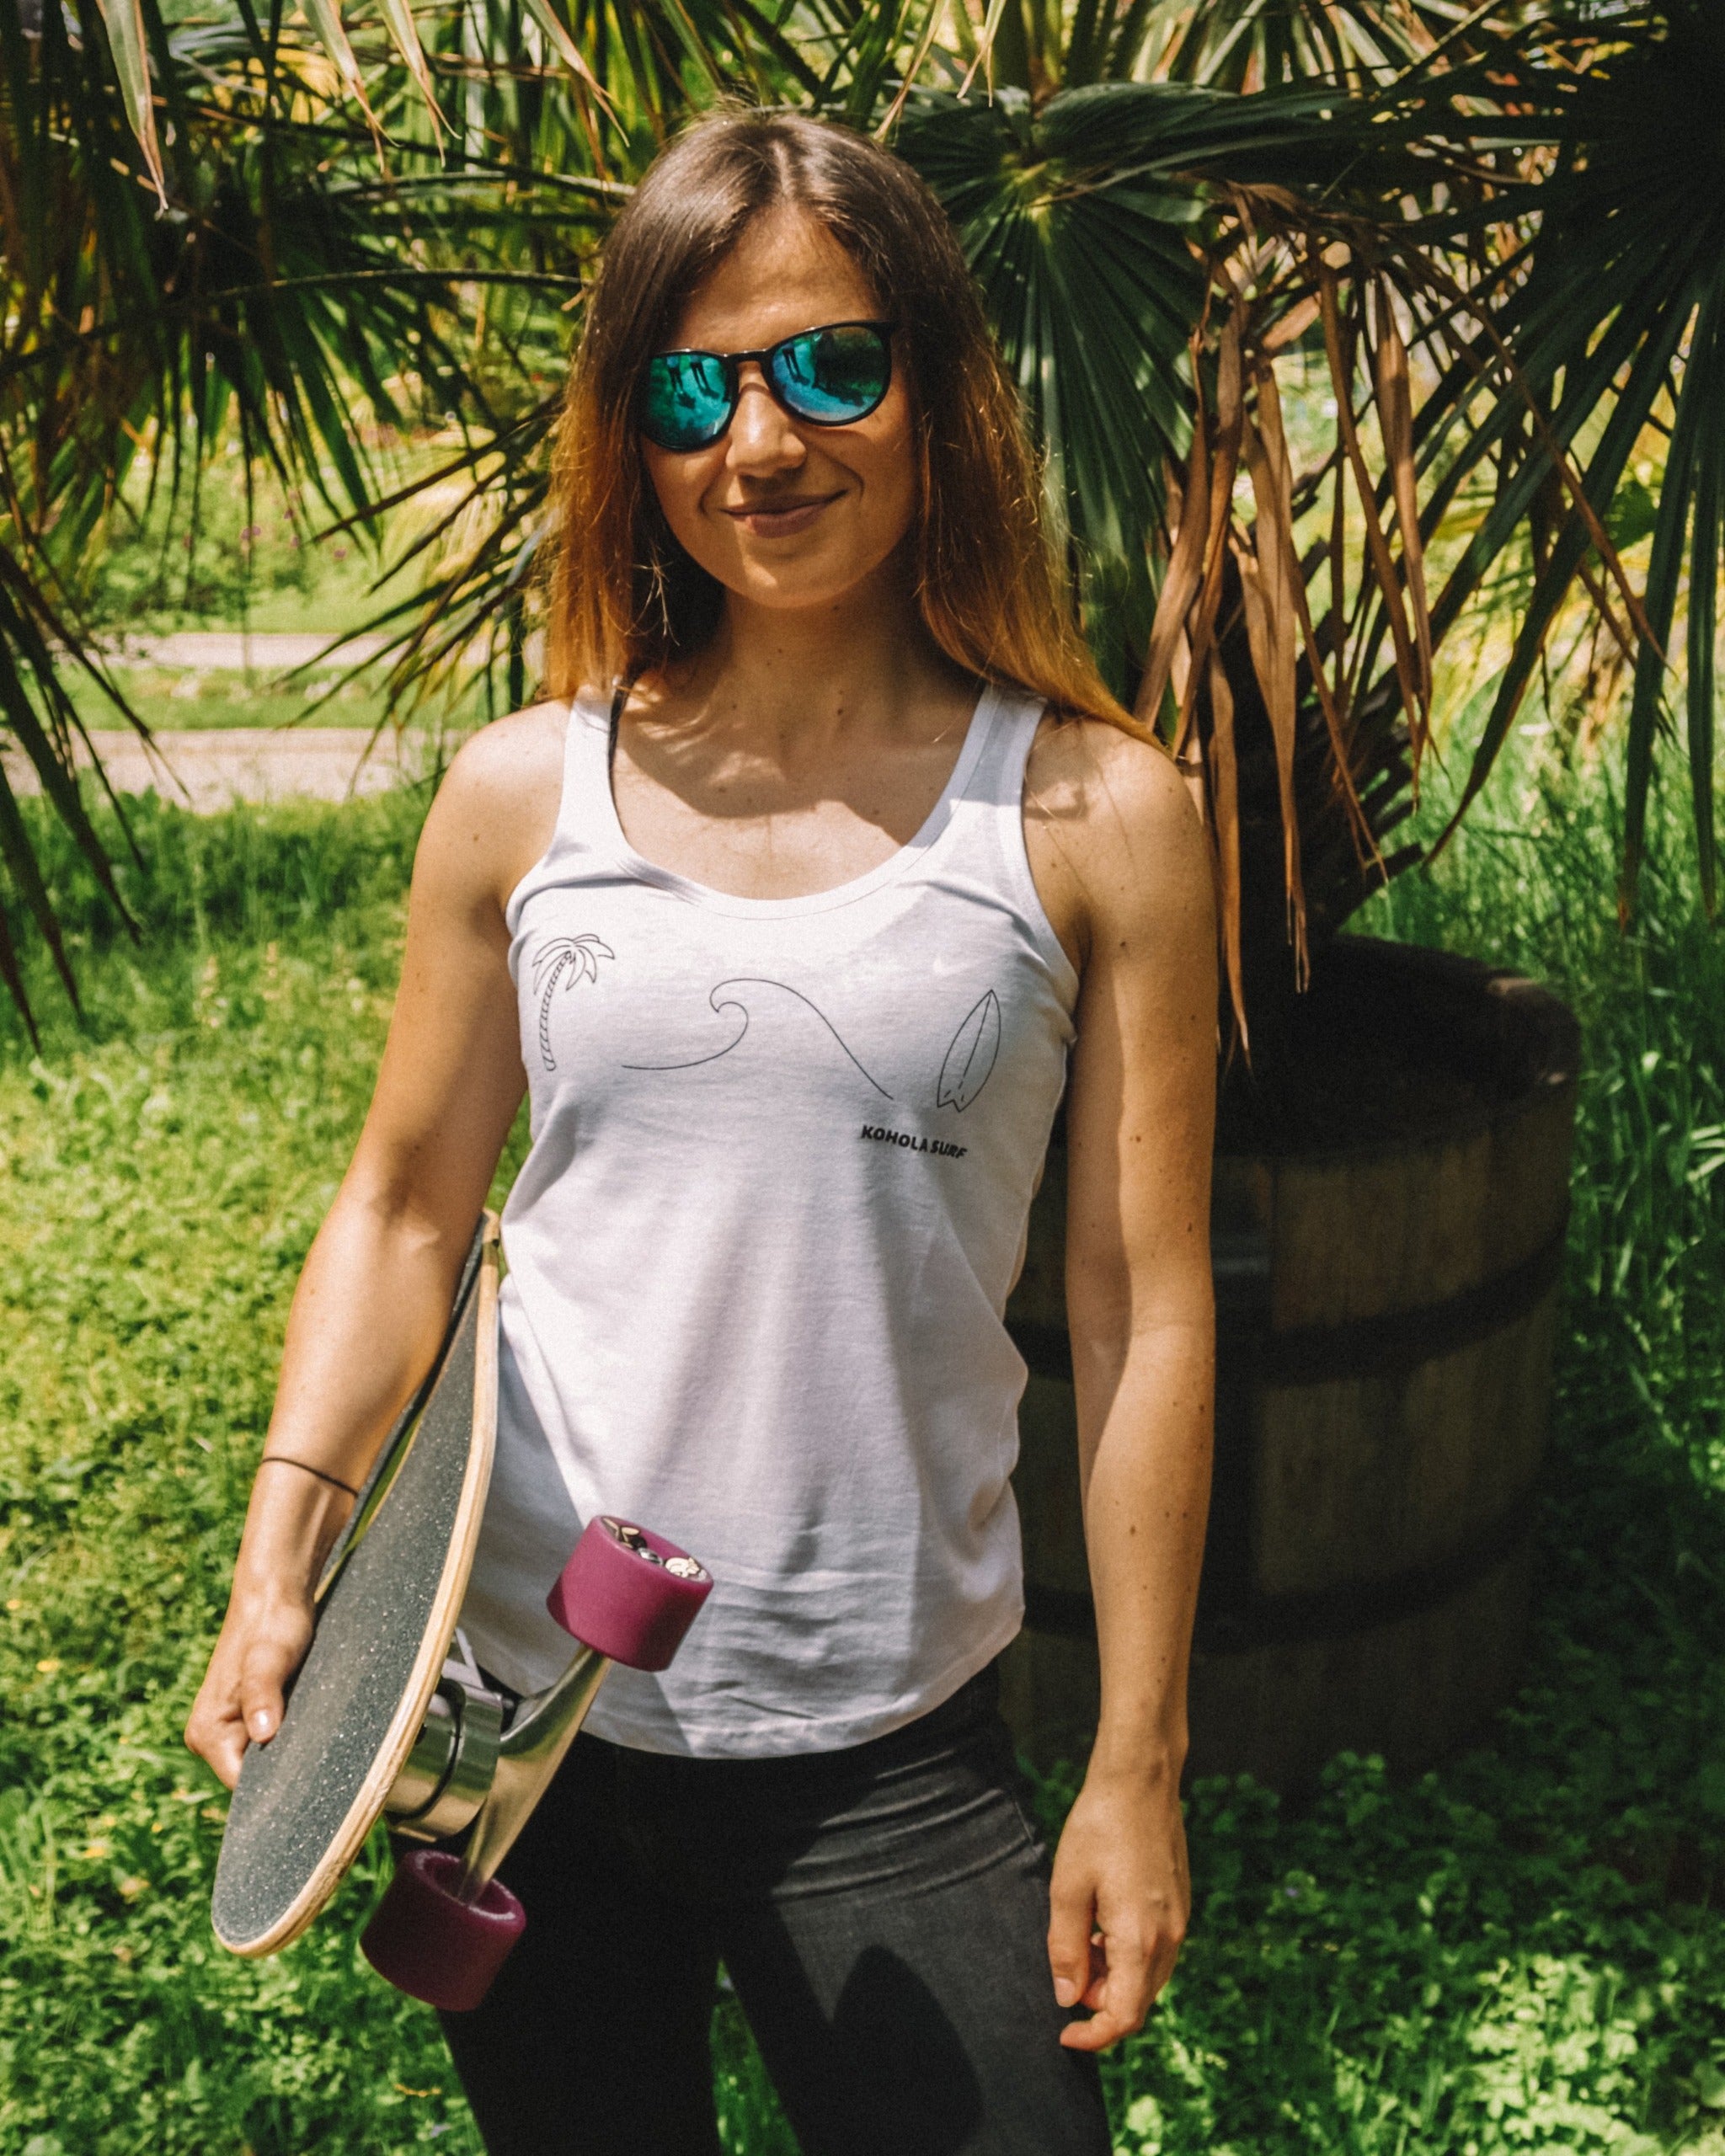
left=259, top=1454, right=360, bottom=1500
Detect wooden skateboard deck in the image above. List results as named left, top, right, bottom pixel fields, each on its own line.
left=211, top=1216, right=500, bottom=1957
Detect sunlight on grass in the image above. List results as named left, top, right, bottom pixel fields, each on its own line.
left=66, top=671, right=396, bottom=735
left=0, top=735, right=1722, bottom=2152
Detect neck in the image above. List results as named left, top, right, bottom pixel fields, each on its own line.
left=659, top=558, right=964, bottom=754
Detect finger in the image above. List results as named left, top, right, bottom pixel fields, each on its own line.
left=1046, top=1879, right=1098, bottom=2010
left=1145, top=1922, right=1185, bottom=2005
left=238, top=1640, right=297, bottom=1747
left=184, top=1698, right=248, bottom=1792
left=1060, top=1938, right=1153, bottom=2053
left=1060, top=2003, right=1137, bottom=2053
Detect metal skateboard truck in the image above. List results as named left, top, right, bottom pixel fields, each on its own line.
left=361, top=1516, right=711, bottom=2010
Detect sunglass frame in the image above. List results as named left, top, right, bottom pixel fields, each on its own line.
left=638, top=319, right=898, bottom=453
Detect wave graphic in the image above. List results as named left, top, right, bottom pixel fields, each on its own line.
left=623, top=977, right=894, bottom=1099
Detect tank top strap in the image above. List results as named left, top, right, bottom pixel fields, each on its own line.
left=553, top=685, right=626, bottom=855
left=505, top=687, right=622, bottom=938
left=941, top=684, right=1075, bottom=998
left=961, top=683, right=1047, bottom=811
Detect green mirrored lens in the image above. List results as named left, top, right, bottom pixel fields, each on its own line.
left=772, top=326, right=891, bottom=424
left=641, top=352, right=733, bottom=451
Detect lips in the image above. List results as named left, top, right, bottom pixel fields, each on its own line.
left=723, top=493, right=842, bottom=537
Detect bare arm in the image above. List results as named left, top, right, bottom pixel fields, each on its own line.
left=185, top=708, right=565, bottom=1787
left=1026, top=718, right=1217, bottom=2051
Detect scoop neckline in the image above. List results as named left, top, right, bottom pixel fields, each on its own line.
left=582, top=680, right=1003, bottom=920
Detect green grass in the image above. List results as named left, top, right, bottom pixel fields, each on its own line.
left=62, top=670, right=492, bottom=741
left=56, top=432, right=503, bottom=740
left=0, top=728, right=1723, bottom=2153
left=0, top=788, right=796, bottom=2156
left=77, top=439, right=443, bottom=645
left=1112, top=733, right=1725, bottom=2156
left=1097, top=734, right=1725, bottom=2156
left=67, top=672, right=397, bottom=736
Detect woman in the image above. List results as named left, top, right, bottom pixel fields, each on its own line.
left=188, top=109, right=1215, bottom=2156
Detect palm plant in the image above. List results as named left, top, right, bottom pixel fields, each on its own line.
left=897, top=1, right=1725, bottom=1069
left=0, top=0, right=606, bottom=1023
left=0, top=0, right=772, bottom=1027
left=1409, top=3, right=1725, bottom=913
left=4, top=0, right=1721, bottom=1086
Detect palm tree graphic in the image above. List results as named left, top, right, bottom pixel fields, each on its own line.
left=533, top=935, right=613, bottom=1071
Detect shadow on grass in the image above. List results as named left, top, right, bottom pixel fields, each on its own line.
left=1086, top=745, right=1725, bottom=2154
left=0, top=748, right=1721, bottom=2154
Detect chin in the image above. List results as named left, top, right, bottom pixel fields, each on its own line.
left=737, top=573, right=866, bottom=611
left=721, top=545, right=904, bottom=613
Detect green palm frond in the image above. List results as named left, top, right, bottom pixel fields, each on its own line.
left=1407, top=2, right=1725, bottom=913
left=1141, top=0, right=1466, bottom=91
left=896, top=86, right=1202, bottom=681
left=0, top=0, right=617, bottom=1016
left=894, top=74, right=1410, bottom=686
left=932, top=0, right=1471, bottom=100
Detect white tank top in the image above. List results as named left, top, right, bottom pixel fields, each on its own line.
left=460, top=680, right=1077, bottom=1755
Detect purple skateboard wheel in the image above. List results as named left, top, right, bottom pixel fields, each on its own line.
left=361, top=1848, right=526, bottom=2012
left=546, top=1516, right=713, bottom=1671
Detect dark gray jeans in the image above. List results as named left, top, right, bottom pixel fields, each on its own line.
left=439, top=1662, right=1111, bottom=2156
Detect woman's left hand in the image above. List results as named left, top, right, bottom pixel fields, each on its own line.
left=1045, top=1764, right=1189, bottom=2051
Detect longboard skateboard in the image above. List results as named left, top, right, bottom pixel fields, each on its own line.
left=211, top=1213, right=712, bottom=2009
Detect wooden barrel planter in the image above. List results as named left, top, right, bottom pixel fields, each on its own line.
left=999, top=934, right=1581, bottom=1792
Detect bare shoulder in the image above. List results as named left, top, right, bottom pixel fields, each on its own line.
left=417, top=701, right=570, bottom=915
left=1024, top=714, right=1211, bottom=969
left=437, top=701, right=569, bottom=825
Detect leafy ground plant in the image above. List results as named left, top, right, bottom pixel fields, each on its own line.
left=0, top=789, right=794, bottom=2156
left=60, top=673, right=393, bottom=738
left=1092, top=723, right=1725, bottom=2156
left=1, top=736, right=1723, bottom=2153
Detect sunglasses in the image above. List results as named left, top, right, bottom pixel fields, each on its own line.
left=639, top=319, right=897, bottom=453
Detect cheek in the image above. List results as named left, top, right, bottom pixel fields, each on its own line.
left=642, top=446, right=713, bottom=545
left=862, top=403, right=921, bottom=531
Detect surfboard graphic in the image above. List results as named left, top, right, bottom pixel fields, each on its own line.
left=937, top=990, right=1001, bottom=1112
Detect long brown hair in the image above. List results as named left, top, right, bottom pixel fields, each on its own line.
left=544, top=110, right=1136, bottom=731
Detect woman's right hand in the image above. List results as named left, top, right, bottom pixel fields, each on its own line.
left=184, top=1576, right=318, bottom=1790
left=185, top=1463, right=354, bottom=1790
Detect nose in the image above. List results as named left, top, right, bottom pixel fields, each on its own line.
left=724, top=361, right=807, bottom=476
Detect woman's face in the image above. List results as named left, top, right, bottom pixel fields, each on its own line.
left=640, top=209, right=918, bottom=618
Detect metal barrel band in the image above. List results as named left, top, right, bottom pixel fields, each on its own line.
left=1024, top=1484, right=1540, bottom=1654
left=1006, top=1217, right=1567, bottom=1395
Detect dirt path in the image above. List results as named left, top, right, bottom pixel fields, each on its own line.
left=3, top=728, right=437, bottom=811
left=115, top=631, right=390, bottom=673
